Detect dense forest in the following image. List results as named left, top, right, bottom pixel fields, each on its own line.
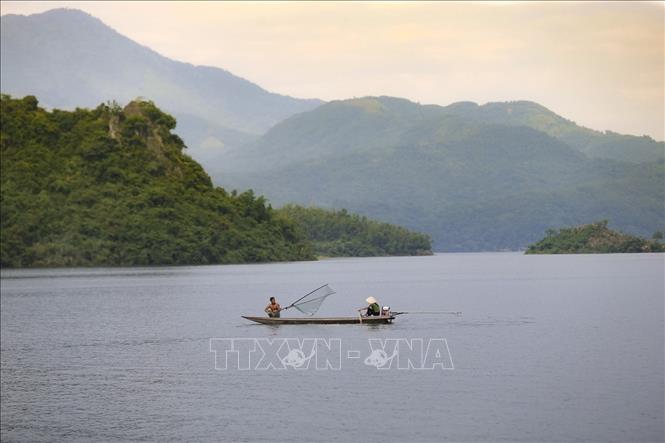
left=0, top=95, right=315, bottom=267
left=277, top=204, right=432, bottom=257
left=525, top=221, right=664, bottom=254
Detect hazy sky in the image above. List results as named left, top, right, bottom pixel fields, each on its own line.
left=2, top=1, right=664, bottom=139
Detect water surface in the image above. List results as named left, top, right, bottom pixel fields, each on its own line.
left=2, top=253, right=663, bottom=442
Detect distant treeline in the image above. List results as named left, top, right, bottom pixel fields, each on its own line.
left=526, top=221, right=664, bottom=254
left=277, top=204, right=432, bottom=257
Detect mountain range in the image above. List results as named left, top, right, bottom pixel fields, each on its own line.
left=214, top=97, right=664, bottom=250
left=2, top=8, right=663, bottom=251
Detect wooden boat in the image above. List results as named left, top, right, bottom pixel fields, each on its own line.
left=242, top=315, right=395, bottom=325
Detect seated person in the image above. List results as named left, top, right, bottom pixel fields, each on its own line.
left=264, top=297, right=282, bottom=318
left=364, top=296, right=381, bottom=316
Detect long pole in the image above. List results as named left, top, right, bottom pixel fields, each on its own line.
left=392, top=311, right=462, bottom=316
left=282, top=284, right=330, bottom=311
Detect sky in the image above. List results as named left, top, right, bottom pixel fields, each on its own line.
left=1, top=1, right=664, bottom=139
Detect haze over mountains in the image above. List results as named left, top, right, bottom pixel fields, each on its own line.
left=2, top=8, right=663, bottom=251
left=0, top=8, right=322, bottom=164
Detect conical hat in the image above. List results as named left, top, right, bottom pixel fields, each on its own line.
left=366, top=296, right=377, bottom=304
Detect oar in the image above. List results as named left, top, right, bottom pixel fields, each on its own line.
left=281, top=283, right=329, bottom=312
left=392, top=311, right=462, bottom=316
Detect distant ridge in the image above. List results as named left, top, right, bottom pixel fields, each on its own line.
left=0, top=8, right=323, bottom=164
left=442, top=100, right=664, bottom=163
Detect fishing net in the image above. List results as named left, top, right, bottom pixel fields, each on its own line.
left=291, top=284, right=335, bottom=316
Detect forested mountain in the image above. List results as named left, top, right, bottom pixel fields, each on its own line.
left=277, top=205, right=432, bottom=257
left=0, top=95, right=314, bottom=267
left=0, top=8, right=323, bottom=165
left=443, top=101, right=664, bottom=163
left=215, top=97, right=664, bottom=251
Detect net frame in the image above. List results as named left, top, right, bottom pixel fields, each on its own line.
left=289, top=284, right=335, bottom=316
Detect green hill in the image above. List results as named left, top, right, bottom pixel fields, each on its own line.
left=443, top=101, right=664, bottom=163
left=526, top=221, right=664, bottom=254
left=277, top=205, right=432, bottom=257
left=0, top=95, right=314, bottom=267
left=214, top=96, right=665, bottom=251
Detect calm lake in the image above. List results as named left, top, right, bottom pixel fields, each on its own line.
left=1, top=253, right=664, bottom=442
